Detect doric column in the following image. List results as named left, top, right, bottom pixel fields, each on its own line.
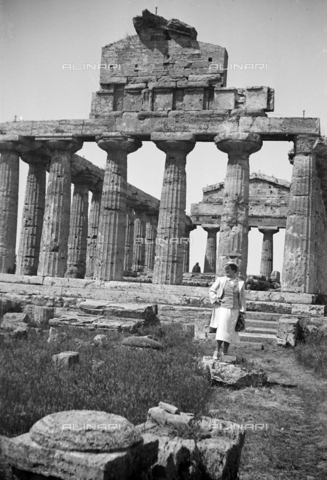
left=65, top=181, right=89, bottom=278
left=214, top=133, right=262, bottom=280
left=144, top=216, right=157, bottom=271
left=37, top=138, right=83, bottom=277
left=123, top=209, right=135, bottom=272
left=16, top=153, right=48, bottom=275
left=132, top=211, right=145, bottom=272
left=86, top=189, right=102, bottom=278
left=183, top=221, right=196, bottom=273
left=151, top=133, right=195, bottom=285
left=259, top=227, right=279, bottom=279
left=94, top=134, right=141, bottom=281
left=203, top=226, right=220, bottom=273
left=313, top=138, right=327, bottom=295
left=282, top=135, right=319, bottom=293
left=0, top=135, right=37, bottom=273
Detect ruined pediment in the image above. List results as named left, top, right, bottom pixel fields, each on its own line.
left=191, top=173, right=290, bottom=228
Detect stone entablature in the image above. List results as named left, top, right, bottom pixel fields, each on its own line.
left=0, top=116, right=319, bottom=140
left=190, top=173, right=291, bottom=229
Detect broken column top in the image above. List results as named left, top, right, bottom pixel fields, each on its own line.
left=29, top=410, right=143, bottom=452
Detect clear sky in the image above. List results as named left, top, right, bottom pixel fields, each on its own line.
left=1, top=0, right=327, bottom=276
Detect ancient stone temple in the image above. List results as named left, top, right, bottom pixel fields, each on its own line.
left=191, top=173, right=290, bottom=279
left=0, top=9, right=326, bottom=294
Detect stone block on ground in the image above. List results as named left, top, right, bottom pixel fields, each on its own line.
left=52, top=351, right=79, bottom=369
left=0, top=410, right=158, bottom=480
left=1, top=312, right=29, bottom=331
left=200, top=356, right=267, bottom=388
left=147, top=407, right=195, bottom=437
left=32, top=306, right=55, bottom=327
left=122, top=336, right=163, bottom=350
left=277, top=315, right=300, bottom=347
left=137, top=402, right=245, bottom=480
left=47, top=326, right=68, bottom=343
left=93, top=334, right=109, bottom=346
left=12, top=326, right=28, bottom=339
left=145, top=434, right=201, bottom=479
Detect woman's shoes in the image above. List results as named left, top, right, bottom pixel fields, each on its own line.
left=213, top=351, right=224, bottom=361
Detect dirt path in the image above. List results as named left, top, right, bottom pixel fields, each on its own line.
left=206, top=342, right=327, bottom=480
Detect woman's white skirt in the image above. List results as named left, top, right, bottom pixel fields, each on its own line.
left=209, top=306, right=240, bottom=343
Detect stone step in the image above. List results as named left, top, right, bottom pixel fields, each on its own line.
left=244, top=327, right=277, bottom=334
left=50, top=315, right=142, bottom=332
left=245, top=319, right=278, bottom=327
left=205, top=332, right=276, bottom=341
left=245, top=311, right=282, bottom=321
left=0, top=274, right=324, bottom=308
left=247, top=301, right=326, bottom=316
left=239, top=332, right=276, bottom=341
left=77, top=301, right=155, bottom=319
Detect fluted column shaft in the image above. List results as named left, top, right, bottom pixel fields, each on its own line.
left=214, top=133, right=262, bottom=280
left=86, top=190, right=102, bottom=278
left=282, top=135, right=319, bottom=293
left=183, top=223, right=196, bottom=273
left=132, top=211, right=145, bottom=272
left=259, top=227, right=278, bottom=279
left=152, top=135, right=195, bottom=285
left=144, top=216, right=157, bottom=271
left=17, top=154, right=47, bottom=275
left=0, top=147, right=19, bottom=273
left=94, top=135, right=141, bottom=281
left=37, top=139, right=82, bottom=277
left=204, top=227, right=220, bottom=273
left=65, top=182, right=89, bottom=278
left=313, top=138, right=327, bottom=295
left=123, top=209, right=134, bottom=272
left=0, top=137, right=36, bottom=273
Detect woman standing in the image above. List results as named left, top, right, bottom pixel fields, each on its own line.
left=209, top=262, right=246, bottom=359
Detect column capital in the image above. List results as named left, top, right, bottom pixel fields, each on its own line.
left=258, top=227, right=279, bottom=235
left=203, top=225, right=220, bottom=234
left=214, top=132, right=262, bottom=156
left=96, top=133, right=142, bottom=154
left=293, top=134, right=318, bottom=156
left=185, top=223, right=197, bottom=234
left=313, top=136, right=327, bottom=158
left=37, top=136, right=83, bottom=153
left=21, top=151, right=50, bottom=165
left=151, top=133, right=195, bottom=154
left=0, top=135, right=42, bottom=154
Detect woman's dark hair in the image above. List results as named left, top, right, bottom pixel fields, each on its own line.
left=225, top=262, right=238, bottom=273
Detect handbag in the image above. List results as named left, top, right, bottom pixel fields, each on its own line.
left=235, top=312, right=246, bottom=332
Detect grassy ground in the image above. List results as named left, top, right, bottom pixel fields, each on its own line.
left=199, top=338, right=327, bottom=480
left=0, top=324, right=213, bottom=438
left=1, top=326, right=327, bottom=479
